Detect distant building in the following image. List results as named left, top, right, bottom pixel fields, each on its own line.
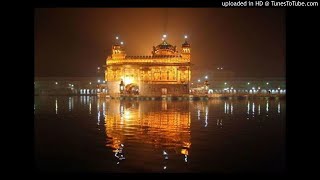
left=191, top=77, right=286, bottom=94
left=34, top=77, right=102, bottom=95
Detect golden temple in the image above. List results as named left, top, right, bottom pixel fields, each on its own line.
left=105, top=36, right=191, bottom=96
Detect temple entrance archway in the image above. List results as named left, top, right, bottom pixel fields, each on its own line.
left=125, top=83, right=139, bottom=95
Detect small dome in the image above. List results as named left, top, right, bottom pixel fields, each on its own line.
left=113, top=44, right=121, bottom=49
left=182, top=40, right=190, bottom=47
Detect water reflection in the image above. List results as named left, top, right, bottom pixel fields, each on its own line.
left=103, top=101, right=106, bottom=117
left=97, top=98, right=105, bottom=129
left=87, top=96, right=89, bottom=105
left=102, top=100, right=191, bottom=165
left=97, top=101, right=100, bottom=124
left=89, top=100, right=91, bottom=114
left=252, top=102, right=255, bottom=114
left=223, top=101, right=233, bottom=115
left=217, top=119, right=223, bottom=128
left=68, top=97, right=74, bottom=112
left=241, top=100, right=282, bottom=120
left=231, top=102, right=233, bottom=114
left=225, top=102, right=227, bottom=114
left=115, top=143, right=126, bottom=164
left=55, top=98, right=58, bottom=114
left=163, top=150, right=169, bottom=160
left=35, top=97, right=286, bottom=172
left=193, top=100, right=283, bottom=129
left=205, top=105, right=208, bottom=127
left=162, top=150, right=169, bottom=170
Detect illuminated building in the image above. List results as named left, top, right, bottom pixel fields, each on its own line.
left=105, top=37, right=191, bottom=96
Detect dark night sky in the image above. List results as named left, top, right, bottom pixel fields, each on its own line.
left=35, top=8, right=285, bottom=77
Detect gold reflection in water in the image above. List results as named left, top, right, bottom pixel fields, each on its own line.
left=181, top=148, right=188, bottom=162
left=103, top=100, right=191, bottom=157
left=103, top=101, right=106, bottom=119
left=278, top=101, right=280, bottom=114
left=162, top=101, right=168, bottom=111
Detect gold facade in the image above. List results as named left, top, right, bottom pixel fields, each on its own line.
left=105, top=39, right=191, bottom=96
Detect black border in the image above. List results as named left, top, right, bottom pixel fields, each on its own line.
left=286, top=7, right=319, bottom=177
left=23, top=0, right=319, bottom=176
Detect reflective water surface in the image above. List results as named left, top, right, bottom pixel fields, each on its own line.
left=35, top=96, right=286, bottom=172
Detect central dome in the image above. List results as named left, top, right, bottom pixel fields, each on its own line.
left=152, top=40, right=178, bottom=56
left=156, top=40, right=174, bottom=49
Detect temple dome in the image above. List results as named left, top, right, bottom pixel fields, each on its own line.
left=152, top=40, right=178, bottom=56
left=156, top=40, right=174, bottom=50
